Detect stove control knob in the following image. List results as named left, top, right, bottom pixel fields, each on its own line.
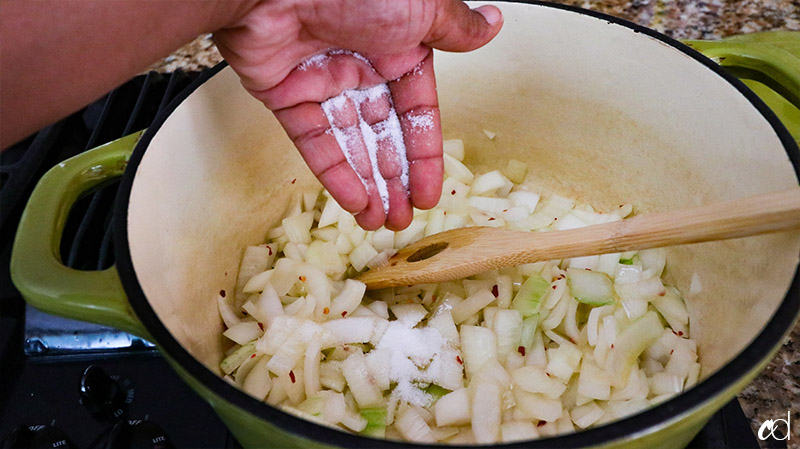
left=104, top=420, right=173, bottom=449
left=1, top=424, right=73, bottom=449
left=79, top=365, right=129, bottom=420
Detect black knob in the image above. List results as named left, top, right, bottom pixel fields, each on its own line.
left=104, top=420, right=173, bottom=449
left=2, top=424, right=73, bottom=449
left=79, top=366, right=129, bottom=421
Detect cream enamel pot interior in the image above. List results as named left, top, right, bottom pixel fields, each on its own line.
left=11, top=1, right=800, bottom=448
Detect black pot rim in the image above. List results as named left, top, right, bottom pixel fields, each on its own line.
left=114, top=1, right=800, bottom=447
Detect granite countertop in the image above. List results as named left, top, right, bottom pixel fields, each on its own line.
left=148, top=0, right=799, bottom=444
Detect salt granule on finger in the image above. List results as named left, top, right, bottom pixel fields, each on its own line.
left=318, top=52, right=410, bottom=215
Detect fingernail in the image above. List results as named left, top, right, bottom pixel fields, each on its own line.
left=474, top=5, right=502, bottom=26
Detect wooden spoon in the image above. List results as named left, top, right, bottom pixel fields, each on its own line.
left=357, top=188, right=800, bottom=290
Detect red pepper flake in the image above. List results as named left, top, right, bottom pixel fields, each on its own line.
left=610, top=344, right=615, bottom=349
left=451, top=189, right=456, bottom=195
left=545, top=372, right=551, bottom=377
left=670, top=349, right=674, bottom=355
left=619, top=204, right=624, bottom=208
left=443, top=211, right=447, bottom=216
left=537, top=421, right=547, bottom=427
left=491, top=285, right=499, bottom=297
left=250, top=353, right=257, bottom=359
left=268, top=247, right=273, bottom=256
left=219, top=289, right=226, bottom=298
left=258, top=322, right=264, bottom=331
left=677, top=331, right=684, bottom=336
left=585, top=268, right=592, bottom=271
left=502, top=209, right=508, bottom=212
left=456, top=355, right=463, bottom=365
left=432, top=295, right=438, bottom=302
left=552, top=285, right=557, bottom=289
left=517, top=346, right=526, bottom=356
left=289, top=370, right=296, bottom=383
left=658, top=290, right=666, bottom=296
left=298, top=275, right=306, bottom=282
left=323, top=307, right=330, bottom=315
left=488, top=217, right=496, bottom=221
left=291, top=178, right=297, bottom=184
left=341, top=311, right=347, bottom=317
left=553, top=217, right=558, bottom=221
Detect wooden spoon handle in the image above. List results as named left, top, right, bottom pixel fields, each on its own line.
left=358, top=188, right=800, bottom=289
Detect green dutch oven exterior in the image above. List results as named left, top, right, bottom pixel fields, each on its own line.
left=11, top=3, right=800, bottom=448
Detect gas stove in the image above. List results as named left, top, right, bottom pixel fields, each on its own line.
left=0, top=70, right=770, bottom=449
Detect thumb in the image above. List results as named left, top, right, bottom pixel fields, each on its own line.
left=423, top=1, right=503, bottom=52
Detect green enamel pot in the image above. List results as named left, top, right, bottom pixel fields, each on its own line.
left=11, top=2, right=800, bottom=448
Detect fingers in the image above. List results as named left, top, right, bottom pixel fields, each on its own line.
left=388, top=51, right=443, bottom=210
left=273, top=103, right=369, bottom=213
left=424, top=1, right=503, bottom=53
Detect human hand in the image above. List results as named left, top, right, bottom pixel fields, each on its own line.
left=214, top=0, right=502, bottom=230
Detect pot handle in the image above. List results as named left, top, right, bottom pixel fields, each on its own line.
left=685, top=31, right=800, bottom=141
left=10, top=131, right=149, bottom=339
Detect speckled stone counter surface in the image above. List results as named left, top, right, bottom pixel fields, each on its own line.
left=148, top=0, right=800, bottom=445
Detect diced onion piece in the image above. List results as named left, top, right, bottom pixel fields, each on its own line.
left=460, top=325, right=497, bottom=378
left=365, top=301, right=390, bottom=319
left=220, top=342, right=256, bottom=375
left=394, top=219, right=427, bottom=248
left=223, top=321, right=263, bottom=345
left=427, top=310, right=459, bottom=345
left=243, top=269, right=273, bottom=294
left=471, top=382, right=501, bottom=444
left=451, top=288, right=495, bottom=324
left=236, top=245, right=273, bottom=301
left=501, top=421, right=539, bottom=442
left=577, top=359, right=611, bottom=400
left=342, top=352, right=383, bottom=408
left=508, top=190, right=540, bottom=214
left=493, top=309, right=523, bottom=358
left=545, top=342, right=583, bottom=383
left=304, top=336, right=322, bottom=398
left=217, top=294, right=241, bottom=329
left=511, top=366, right=567, bottom=399
left=606, top=311, right=664, bottom=386
left=319, top=361, right=346, bottom=392
left=349, top=240, right=378, bottom=272
left=267, top=321, right=321, bottom=376
left=505, top=159, right=528, bottom=184
left=371, top=228, right=396, bottom=251
left=329, top=279, right=366, bottom=319
left=359, top=407, right=387, bottom=437
left=511, top=273, right=548, bottom=317
left=483, top=129, right=497, bottom=140
left=443, top=153, right=474, bottom=184
left=513, top=389, right=563, bottom=422
left=570, top=401, right=605, bottom=429
left=364, top=348, right=392, bottom=391
left=321, top=317, right=376, bottom=348
left=243, top=356, right=272, bottom=400
left=652, top=287, right=689, bottom=336
left=443, top=139, right=465, bottom=161
left=395, top=404, right=435, bottom=443
left=389, top=303, right=428, bottom=327
left=256, top=315, right=300, bottom=355
left=567, top=268, right=615, bottom=305
left=434, top=388, right=471, bottom=426
left=471, top=170, right=510, bottom=196
left=282, top=211, right=315, bottom=244
left=468, top=196, right=513, bottom=214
